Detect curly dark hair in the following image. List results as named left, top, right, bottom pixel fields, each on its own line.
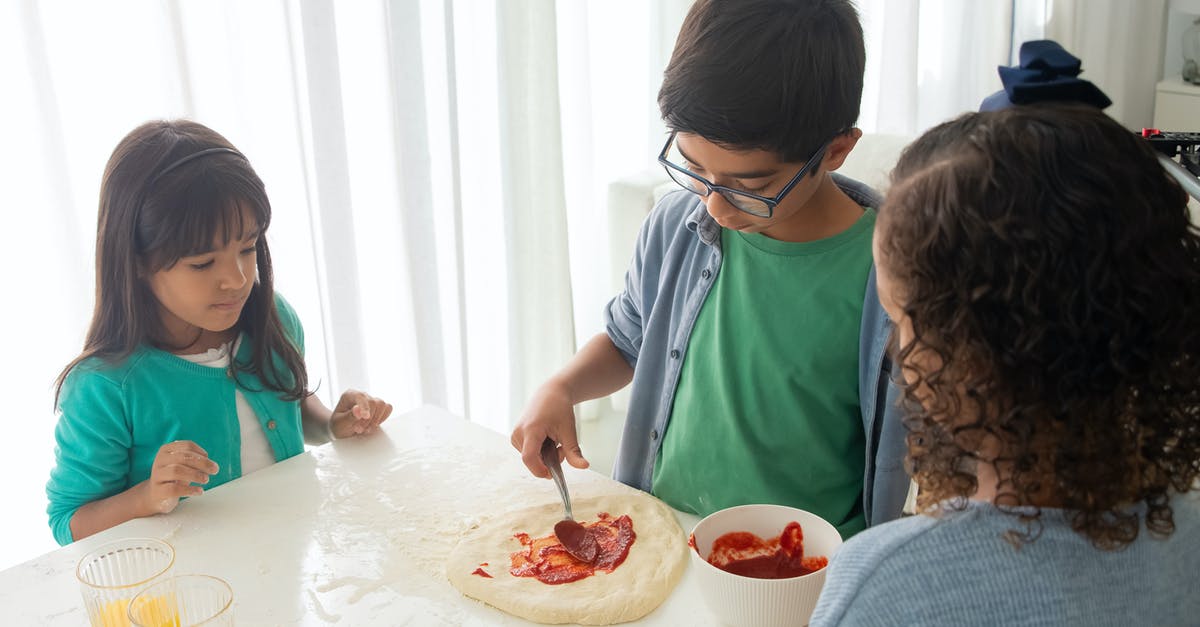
left=877, top=103, right=1200, bottom=550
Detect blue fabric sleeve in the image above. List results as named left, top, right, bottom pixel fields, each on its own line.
left=46, top=367, right=133, bottom=546
left=604, top=204, right=657, bottom=368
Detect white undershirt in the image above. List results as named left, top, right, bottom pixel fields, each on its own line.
left=177, top=335, right=277, bottom=476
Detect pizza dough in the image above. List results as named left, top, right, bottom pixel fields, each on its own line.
left=446, top=493, right=688, bottom=624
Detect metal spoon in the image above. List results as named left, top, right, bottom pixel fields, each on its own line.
left=540, top=437, right=599, bottom=563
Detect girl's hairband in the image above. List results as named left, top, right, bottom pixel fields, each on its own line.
left=150, top=147, right=243, bottom=184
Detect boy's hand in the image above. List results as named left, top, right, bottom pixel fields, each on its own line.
left=330, top=390, right=393, bottom=439
left=142, top=440, right=219, bottom=515
left=511, top=381, right=589, bottom=478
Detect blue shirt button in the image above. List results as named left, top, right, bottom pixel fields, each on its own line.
left=651, top=429, right=659, bottom=441
left=701, top=269, right=711, bottom=280
left=670, top=349, right=680, bottom=359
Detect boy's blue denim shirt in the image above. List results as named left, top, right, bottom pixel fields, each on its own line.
left=604, top=174, right=909, bottom=527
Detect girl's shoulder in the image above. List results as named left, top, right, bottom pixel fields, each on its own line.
left=57, top=349, right=161, bottom=412
left=271, top=291, right=304, bottom=347
left=821, top=507, right=991, bottom=595
left=840, top=512, right=944, bottom=565
left=272, top=290, right=298, bottom=321
left=64, top=349, right=157, bottom=388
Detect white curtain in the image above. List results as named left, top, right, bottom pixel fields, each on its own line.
left=0, top=0, right=587, bottom=568
left=1042, top=0, right=1167, bottom=129
left=0, top=0, right=1166, bottom=571
left=858, top=0, right=1167, bottom=134
left=858, top=0, right=1017, bottom=134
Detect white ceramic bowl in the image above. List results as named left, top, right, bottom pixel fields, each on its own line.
left=690, top=504, right=843, bottom=627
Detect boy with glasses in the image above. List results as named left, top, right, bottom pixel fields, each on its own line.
left=512, top=0, right=909, bottom=537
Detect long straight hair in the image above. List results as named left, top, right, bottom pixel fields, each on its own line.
left=55, top=120, right=308, bottom=406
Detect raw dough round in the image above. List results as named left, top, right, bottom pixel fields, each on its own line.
left=446, top=493, right=688, bottom=624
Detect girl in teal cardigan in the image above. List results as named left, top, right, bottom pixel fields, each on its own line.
left=47, top=120, right=392, bottom=545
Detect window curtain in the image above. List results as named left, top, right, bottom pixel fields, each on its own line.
left=858, top=0, right=1168, bottom=134
left=1040, top=0, right=1167, bottom=129
left=0, top=0, right=590, bottom=568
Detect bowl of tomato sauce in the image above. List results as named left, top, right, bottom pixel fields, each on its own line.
left=689, top=504, right=842, bottom=627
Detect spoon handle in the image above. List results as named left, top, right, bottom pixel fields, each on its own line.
left=540, top=437, right=574, bottom=520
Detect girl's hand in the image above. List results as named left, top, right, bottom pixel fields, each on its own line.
left=142, top=440, right=219, bottom=515
left=329, top=390, right=393, bottom=439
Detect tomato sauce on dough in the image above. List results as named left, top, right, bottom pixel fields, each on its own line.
left=509, top=512, right=636, bottom=584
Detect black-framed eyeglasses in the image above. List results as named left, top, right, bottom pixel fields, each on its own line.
left=657, top=131, right=831, bottom=218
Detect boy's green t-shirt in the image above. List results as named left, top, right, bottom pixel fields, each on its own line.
left=651, top=209, right=876, bottom=538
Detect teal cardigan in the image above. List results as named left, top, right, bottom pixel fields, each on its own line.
left=46, top=294, right=306, bottom=545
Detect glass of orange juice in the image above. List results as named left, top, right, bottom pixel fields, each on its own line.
left=76, top=537, right=175, bottom=627
left=127, top=574, right=234, bottom=627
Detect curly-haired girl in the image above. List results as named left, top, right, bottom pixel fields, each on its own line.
left=811, top=104, right=1200, bottom=626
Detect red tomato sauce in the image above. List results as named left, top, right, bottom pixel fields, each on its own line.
left=508, top=512, right=636, bottom=585
left=702, top=521, right=827, bottom=579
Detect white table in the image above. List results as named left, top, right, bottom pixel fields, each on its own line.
left=0, top=406, right=717, bottom=625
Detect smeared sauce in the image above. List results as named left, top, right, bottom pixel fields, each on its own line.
left=471, top=567, right=493, bottom=578
left=702, top=521, right=827, bottom=579
left=509, top=512, right=636, bottom=584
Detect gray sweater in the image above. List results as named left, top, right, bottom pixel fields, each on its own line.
left=810, top=494, right=1200, bottom=626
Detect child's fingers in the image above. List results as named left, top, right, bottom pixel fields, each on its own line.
left=352, top=404, right=370, bottom=434
left=164, top=480, right=205, bottom=497
left=347, top=400, right=373, bottom=434
left=363, top=399, right=392, bottom=432
left=163, top=449, right=220, bottom=475
left=159, top=462, right=213, bottom=486
left=557, top=431, right=590, bottom=470
left=160, top=439, right=208, bottom=459
left=191, top=455, right=219, bottom=476
left=344, top=390, right=373, bottom=416
left=372, top=401, right=394, bottom=430
left=147, top=476, right=204, bottom=514
left=156, top=481, right=204, bottom=502
left=517, top=430, right=552, bottom=479
left=346, top=396, right=392, bottom=435
left=156, top=441, right=219, bottom=474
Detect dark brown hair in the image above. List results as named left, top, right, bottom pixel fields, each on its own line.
left=658, top=0, right=865, bottom=162
left=56, top=120, right=308, bottom=404
left=879, top=104, right=1200, bottom=549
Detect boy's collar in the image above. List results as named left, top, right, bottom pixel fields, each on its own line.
left=685, top=202, right=722, bottom=246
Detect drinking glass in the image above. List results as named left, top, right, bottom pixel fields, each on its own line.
left=76, top=537, right=176, bottom=627
left=127, top=574, right=234, bottom=627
